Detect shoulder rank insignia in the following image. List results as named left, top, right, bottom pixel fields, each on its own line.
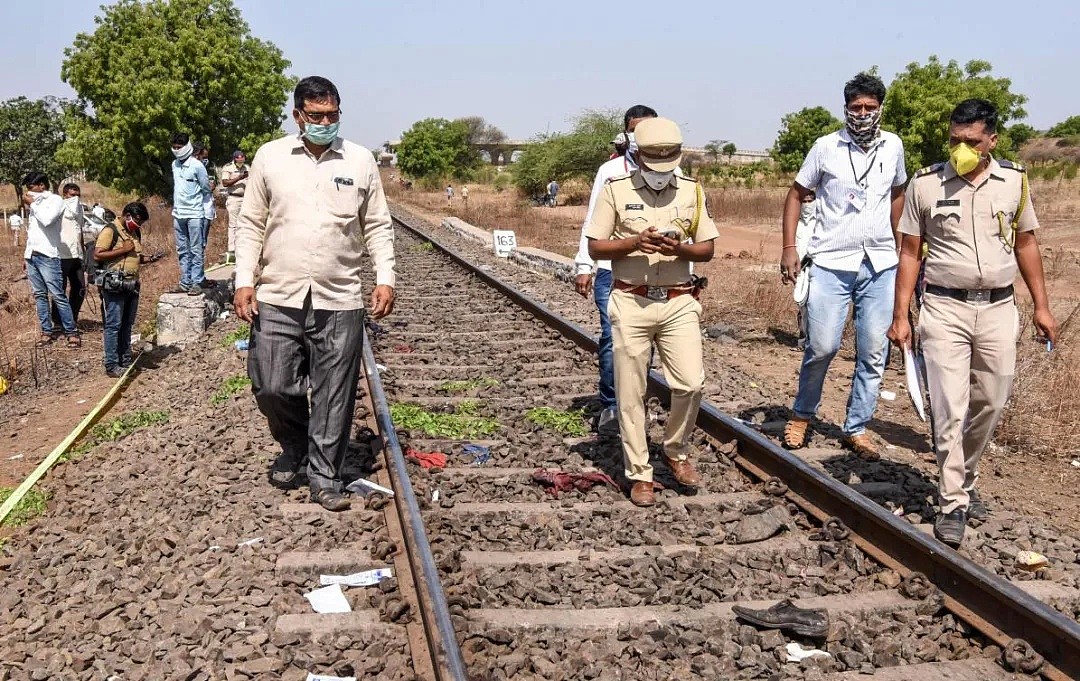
left=997, top=158, right=1026, bottom=172
left=914, top=162, right=947, bottom=178
left=605, top=172, right=633, bottom=184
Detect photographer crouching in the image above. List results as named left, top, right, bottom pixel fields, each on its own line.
left=93, top=201, right=152, bottom=377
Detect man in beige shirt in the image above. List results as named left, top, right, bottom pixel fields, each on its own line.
left=219, top=149, right=249, bottom=264
left=234, top=75, right=396, bottom=512
left=888, top=98, right=1057, bottom=547
left=586, top=117, right=719, bottom=507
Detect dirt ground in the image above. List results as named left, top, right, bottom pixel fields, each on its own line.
left=391, top=177, right=1080, bottom=532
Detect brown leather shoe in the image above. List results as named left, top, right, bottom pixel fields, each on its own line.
left=630, top=481, right=656, bottom=507
left=665, top=458, right=702, bottom=487
left=783, top=417, right=811, bottom=449
left=844, top=433, right=880, bottom=461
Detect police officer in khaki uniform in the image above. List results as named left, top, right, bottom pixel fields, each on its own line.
left=219, top=149, right=249, bottom=265
left=888, top=99, right=1058, bottom=547
left=586, top=117, right=719, bottom=507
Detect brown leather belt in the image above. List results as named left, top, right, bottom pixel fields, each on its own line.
left=614, top=280, right=694, bottom=301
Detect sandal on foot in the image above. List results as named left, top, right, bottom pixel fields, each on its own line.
left=35, top=334, right=57, bottom=348
left=782, top=417, right=811, bottom=449
left=844, top=433, right=880, bottom=461
left=66, top=335, right=82, bottom=348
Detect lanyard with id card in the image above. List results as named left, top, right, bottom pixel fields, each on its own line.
left=846, top=144, right=879, bottom=213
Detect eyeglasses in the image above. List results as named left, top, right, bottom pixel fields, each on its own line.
left=302, top=109, right=342, bottom=124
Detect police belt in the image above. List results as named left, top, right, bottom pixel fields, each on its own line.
left=925, top=284, right=1013, bottom=304
left=614, top=280, right=694, bottom=301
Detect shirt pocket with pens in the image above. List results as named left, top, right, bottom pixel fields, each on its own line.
left=326, top=176, right=364, bottom=218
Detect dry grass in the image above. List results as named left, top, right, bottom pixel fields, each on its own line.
left=704, top=187, right=786, bottom=226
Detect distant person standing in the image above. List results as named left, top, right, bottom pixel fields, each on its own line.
left=446, top=184, right=454, bottom=208
left=461, top=185, right=469, bottom=210
left=547, top=179, right=559, bottom=207
left=779, top=73, right=907, bottom=459
left=22, top=172, right=79, bottom=347
left=94, top=202, right=149, bottom=377
left=9, top=211, right=23, bottom=247
left=220, top=149, right=250, bottom=264
left=170, top=132, right=212, bottom=295
left=52, top=183, right=87, bottom=327
left=193, top=141, right=217, bottom=244
left=234, top=76, right=397, bottom=512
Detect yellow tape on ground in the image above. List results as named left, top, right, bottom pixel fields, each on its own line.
left=0, top=358, right=137, bottom=525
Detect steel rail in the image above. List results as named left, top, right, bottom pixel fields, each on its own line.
left=391, top=213, right=1080, bottom=680
left=360, top=325, right=469, bottom=681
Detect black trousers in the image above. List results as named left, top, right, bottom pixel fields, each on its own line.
left=51, top=258, right=85, bottom=326
left=248, top=294, right=364, bottom=492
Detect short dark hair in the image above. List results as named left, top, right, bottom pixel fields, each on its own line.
left=22, top=171, right=49, bottom=188
left=192, top=140, right=207, bottom=155
left=950, top=98, right=998, bottom=134
left=170, top=132, right=189, bottom=146
left=843, top=73, right=887, bottom=106
left=294, top=76, right=341, bottom=110
left=102, top=208, right=117, bottom=222
left=624, top=105, right=658, bottom=131
left=62, top=183, right=80, bottom=196
left=122, top=201, right=150, bottom=223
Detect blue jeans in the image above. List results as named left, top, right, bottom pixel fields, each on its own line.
left=26, top=252, right=76, bottom=336
left=594, top=269, right=615, bottom=408
left=173, top=217, right=206, bottom=288
left=102, top=286, right=139, bottom=370
left=792, top=259, right=896, bottom=436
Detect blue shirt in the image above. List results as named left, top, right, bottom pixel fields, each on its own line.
left=172, top=157, right=211, bottom=219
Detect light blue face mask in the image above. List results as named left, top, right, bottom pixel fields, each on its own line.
left=303, top=121, right=339, bottom=146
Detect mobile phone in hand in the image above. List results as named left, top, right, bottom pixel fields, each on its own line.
left=661, top=230, right=680, bottom=240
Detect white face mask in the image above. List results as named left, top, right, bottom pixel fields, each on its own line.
left=640, top=168, right=674, bottom=191
left=626, top=132, right=638, bottom=156
left=800, top=201, right=816, bottom=221
left=172, top=142, right=193, bottom=161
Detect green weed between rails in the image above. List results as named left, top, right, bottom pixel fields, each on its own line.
left=221, top=323, right=251, bottom=348
left=0, top=486, right=49, bottom=527
left=526, top=407, right=589, bottom=437
left=210, top=375, right=252, bottom=405
left=62, top=410, right=170, bottom=462
left=439, top=377, right=499, bottom=393
left=390, top=402, right=499, bottom=439
left=410, top=241, right=435, bottom=252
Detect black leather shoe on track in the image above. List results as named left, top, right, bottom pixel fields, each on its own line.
left=967, top=490, right=988, bottom=521
left=311, top=488, right=350, bottom=512
left=731, top=599, right=829, bottom=638
left=934, top=509, right=967, bottom=547
left=269, top=451, right=306, bottom=489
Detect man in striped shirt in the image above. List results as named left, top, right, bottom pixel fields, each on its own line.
left=779, top=73, right=907, bottom=459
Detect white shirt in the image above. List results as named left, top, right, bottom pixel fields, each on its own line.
left=575, top=154, right=638, bottom=274
left=8, top=214, right=23, bottom=229
left=58, top=197, right=85, bottom=259
left=23, top=191, right=65, bottom=259
left=795, top=128, right=907, bottom=272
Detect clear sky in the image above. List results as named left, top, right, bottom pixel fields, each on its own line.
left=1, top=0, right=1078, bottom=151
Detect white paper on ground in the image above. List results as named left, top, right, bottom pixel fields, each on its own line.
left=903, top=345, right=927, bottom=421
left=346, top=477, right=395, bottom=498
left=237, top=537, right=263, bottom=547
left=320, top=568, right=393, bottom=587
left=304, top=583, right=352, bottom=613
left=880, top=390, right=896, bottom=401
left=306, top=674, right=357, bottom=681
left=785, top=642, right=831, bottom=662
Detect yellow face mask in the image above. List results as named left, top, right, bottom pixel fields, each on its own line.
left=949, top=142, right=983, bottom=176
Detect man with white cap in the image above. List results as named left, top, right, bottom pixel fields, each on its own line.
left=585, top=117, right=719, bottom=507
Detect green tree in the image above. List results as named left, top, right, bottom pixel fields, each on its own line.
left=722, top=142, right=737, bottom=159
left=512, top=109, right=621, bottom=195
left=0, top=96, right=71, bottom=203
left=770, top=106, right=841, bottom=172
left=1047, top=115, right=1080, bottom=137
left=703, top=139, right=723, bottom=163
left=396, top=118, right=474, bottom=180
left=59, top=0, right=293, bottom=196
left=883, top=56, right=1028, bottom=173
left=1008, top=123, right=1038, bottom=147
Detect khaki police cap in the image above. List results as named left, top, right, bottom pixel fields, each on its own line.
left=634, top=117, right=682, bottom=172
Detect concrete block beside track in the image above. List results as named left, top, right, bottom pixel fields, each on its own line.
left=440, top=216, right=576, bottom=283
left=155, top=268, right=234, bottom=347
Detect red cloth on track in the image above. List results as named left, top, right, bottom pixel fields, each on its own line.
left=407, top=449, right=448, bottom=469
left=531, top=468, right=620, bottom=497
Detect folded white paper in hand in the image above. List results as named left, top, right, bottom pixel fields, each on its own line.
left=903, top=344, right=927, bottom=422
left=304, top=583, right=352, bottom=613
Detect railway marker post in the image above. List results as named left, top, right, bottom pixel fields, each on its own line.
left=493, top=230, right=517, bottom=257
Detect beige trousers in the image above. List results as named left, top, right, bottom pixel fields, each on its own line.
left=226, top=196, right=244, bottom=252
left=919, top=293, right=1019, bottom=513
left=609, top=289, right=705, bottom=482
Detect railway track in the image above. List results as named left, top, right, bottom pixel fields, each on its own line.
left=372, top=212, right=1080, bottom=680
left=1, top=209, right=1078, bottom=680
